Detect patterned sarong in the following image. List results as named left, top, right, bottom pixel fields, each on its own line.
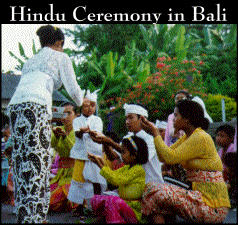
left=9, top=102, right=51, bottom=223
left=141, top=170, right=229, bottom=223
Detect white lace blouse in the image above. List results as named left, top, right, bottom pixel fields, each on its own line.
left=8, top=47, right=84, bottom=117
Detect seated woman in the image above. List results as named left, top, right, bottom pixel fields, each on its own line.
left=140, top=99, right=230, bottom=223
left=88, top=134, right=148, bottom=223
left=49, top=102, right=77, bottom=212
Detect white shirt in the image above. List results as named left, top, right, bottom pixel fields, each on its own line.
left=8, top=47, right=84, bottom=118
left=124, top=130, right=164, bottom=184
left=70, top=115, right=103, bottom=160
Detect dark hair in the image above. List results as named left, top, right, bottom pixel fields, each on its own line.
left=122, top=136, right=148, bottom=165
left=202, top=118, right=210, bottom=131
left=176, top=99, right=210, bottom=130
left=215, top=124, right=235, bottom=139
left=60, top=101, right=77, bottom=114
left=36, top=25, right=64, bottom=48
left=224, top=152, right=236, bottom=168
left=175, top=90, right=192, bottom=100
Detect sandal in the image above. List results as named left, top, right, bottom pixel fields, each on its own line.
left=72, top=205, right=84, bottom=217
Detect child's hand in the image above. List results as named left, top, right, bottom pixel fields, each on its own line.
left=87, top=152, right=105, bottom=169
left=80, top=126, right=90, bottom=133
left=75, top=126, right=90, bottom=138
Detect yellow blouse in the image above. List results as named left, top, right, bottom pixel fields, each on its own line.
left=154, top=128, right=230, bottom=208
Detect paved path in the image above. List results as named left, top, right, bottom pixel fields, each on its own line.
left=1, top=203, right=237, bottom=223
left=1, top=203, right=81, bottom=224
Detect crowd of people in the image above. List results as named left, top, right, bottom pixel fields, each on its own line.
left=1, top=25, right=236, bottom=224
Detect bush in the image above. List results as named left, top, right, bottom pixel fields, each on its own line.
left=204, top=94, right=237, bottom=122
left=100, top=56, right=208, bottom=128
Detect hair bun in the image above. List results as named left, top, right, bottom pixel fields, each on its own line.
left=201, top=117, right=210, bottom=131
left=36, top=25, right=55, bottom=37
left=36, top=25, right=64, bottom=47
left=36, top=26, right=44, bottom=36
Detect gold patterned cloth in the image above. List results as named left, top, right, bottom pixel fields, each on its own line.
left=142, top=169, right=230, bottom=223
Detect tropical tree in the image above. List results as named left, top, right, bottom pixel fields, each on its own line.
left=76, top=41, right=151, bottom=103
left=184, top=24, right=237, bottom=98
left=8, top=40, right=38, bottom=72
left=65, top=24, right=150, bottom=59
left=138, top=24, right=196, bottom=67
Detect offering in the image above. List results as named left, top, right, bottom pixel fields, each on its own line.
left=52, top=106, right=67, bottom=118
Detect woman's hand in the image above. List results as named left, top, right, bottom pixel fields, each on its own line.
left=140, top=116, right=160, bottom=138
left=87, top=152, right=105, bottom=169
left=52, top=127, right=67, bottom=139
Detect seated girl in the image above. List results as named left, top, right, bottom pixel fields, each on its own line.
left=88, top=134, right=148, bottom=223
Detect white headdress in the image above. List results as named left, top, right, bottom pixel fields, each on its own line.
left=85, top=89, right=100, bottom=102
left=123, top=103, right=148, bottom=117
left=155, top=120, right=167, bottom=129
left=192, top=96, right=213, bottom=123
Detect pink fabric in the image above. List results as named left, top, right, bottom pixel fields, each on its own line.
left=234, top=126, right=237, bottom=153
left=164, top=113, right=174, bottom=146
left=218, top=143, right=235, bottom=170
left=51, top=153, right=60, bottom=175
left=91, top=195, right=138, bottom=223
left=112, top=159, right=125, bottom=170
left=164, top=113, right=184, bottom=147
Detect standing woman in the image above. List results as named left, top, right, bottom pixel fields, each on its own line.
left=7, top=25, right=84, bottom=223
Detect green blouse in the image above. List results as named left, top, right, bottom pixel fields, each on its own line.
left=51, top=126, right=76, bottom=158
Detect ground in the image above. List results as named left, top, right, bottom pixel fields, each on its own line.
left=1, top=203, right=237, bottom=224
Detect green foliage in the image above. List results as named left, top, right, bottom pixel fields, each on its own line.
left=78, top=41, right=151, bottom=104
left=187, top=24, right=237, bottom=98
left=205, top=94, right=237, bottom=122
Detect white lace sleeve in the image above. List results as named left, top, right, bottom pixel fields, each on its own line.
left=59, top=53, right=84, bottom=107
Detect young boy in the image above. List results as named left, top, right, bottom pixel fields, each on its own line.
left=67, top=90, right=107, bottom=217
left=215, top=124, right=236, bottom=208
left=90, top=102, right=164, bottom=185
